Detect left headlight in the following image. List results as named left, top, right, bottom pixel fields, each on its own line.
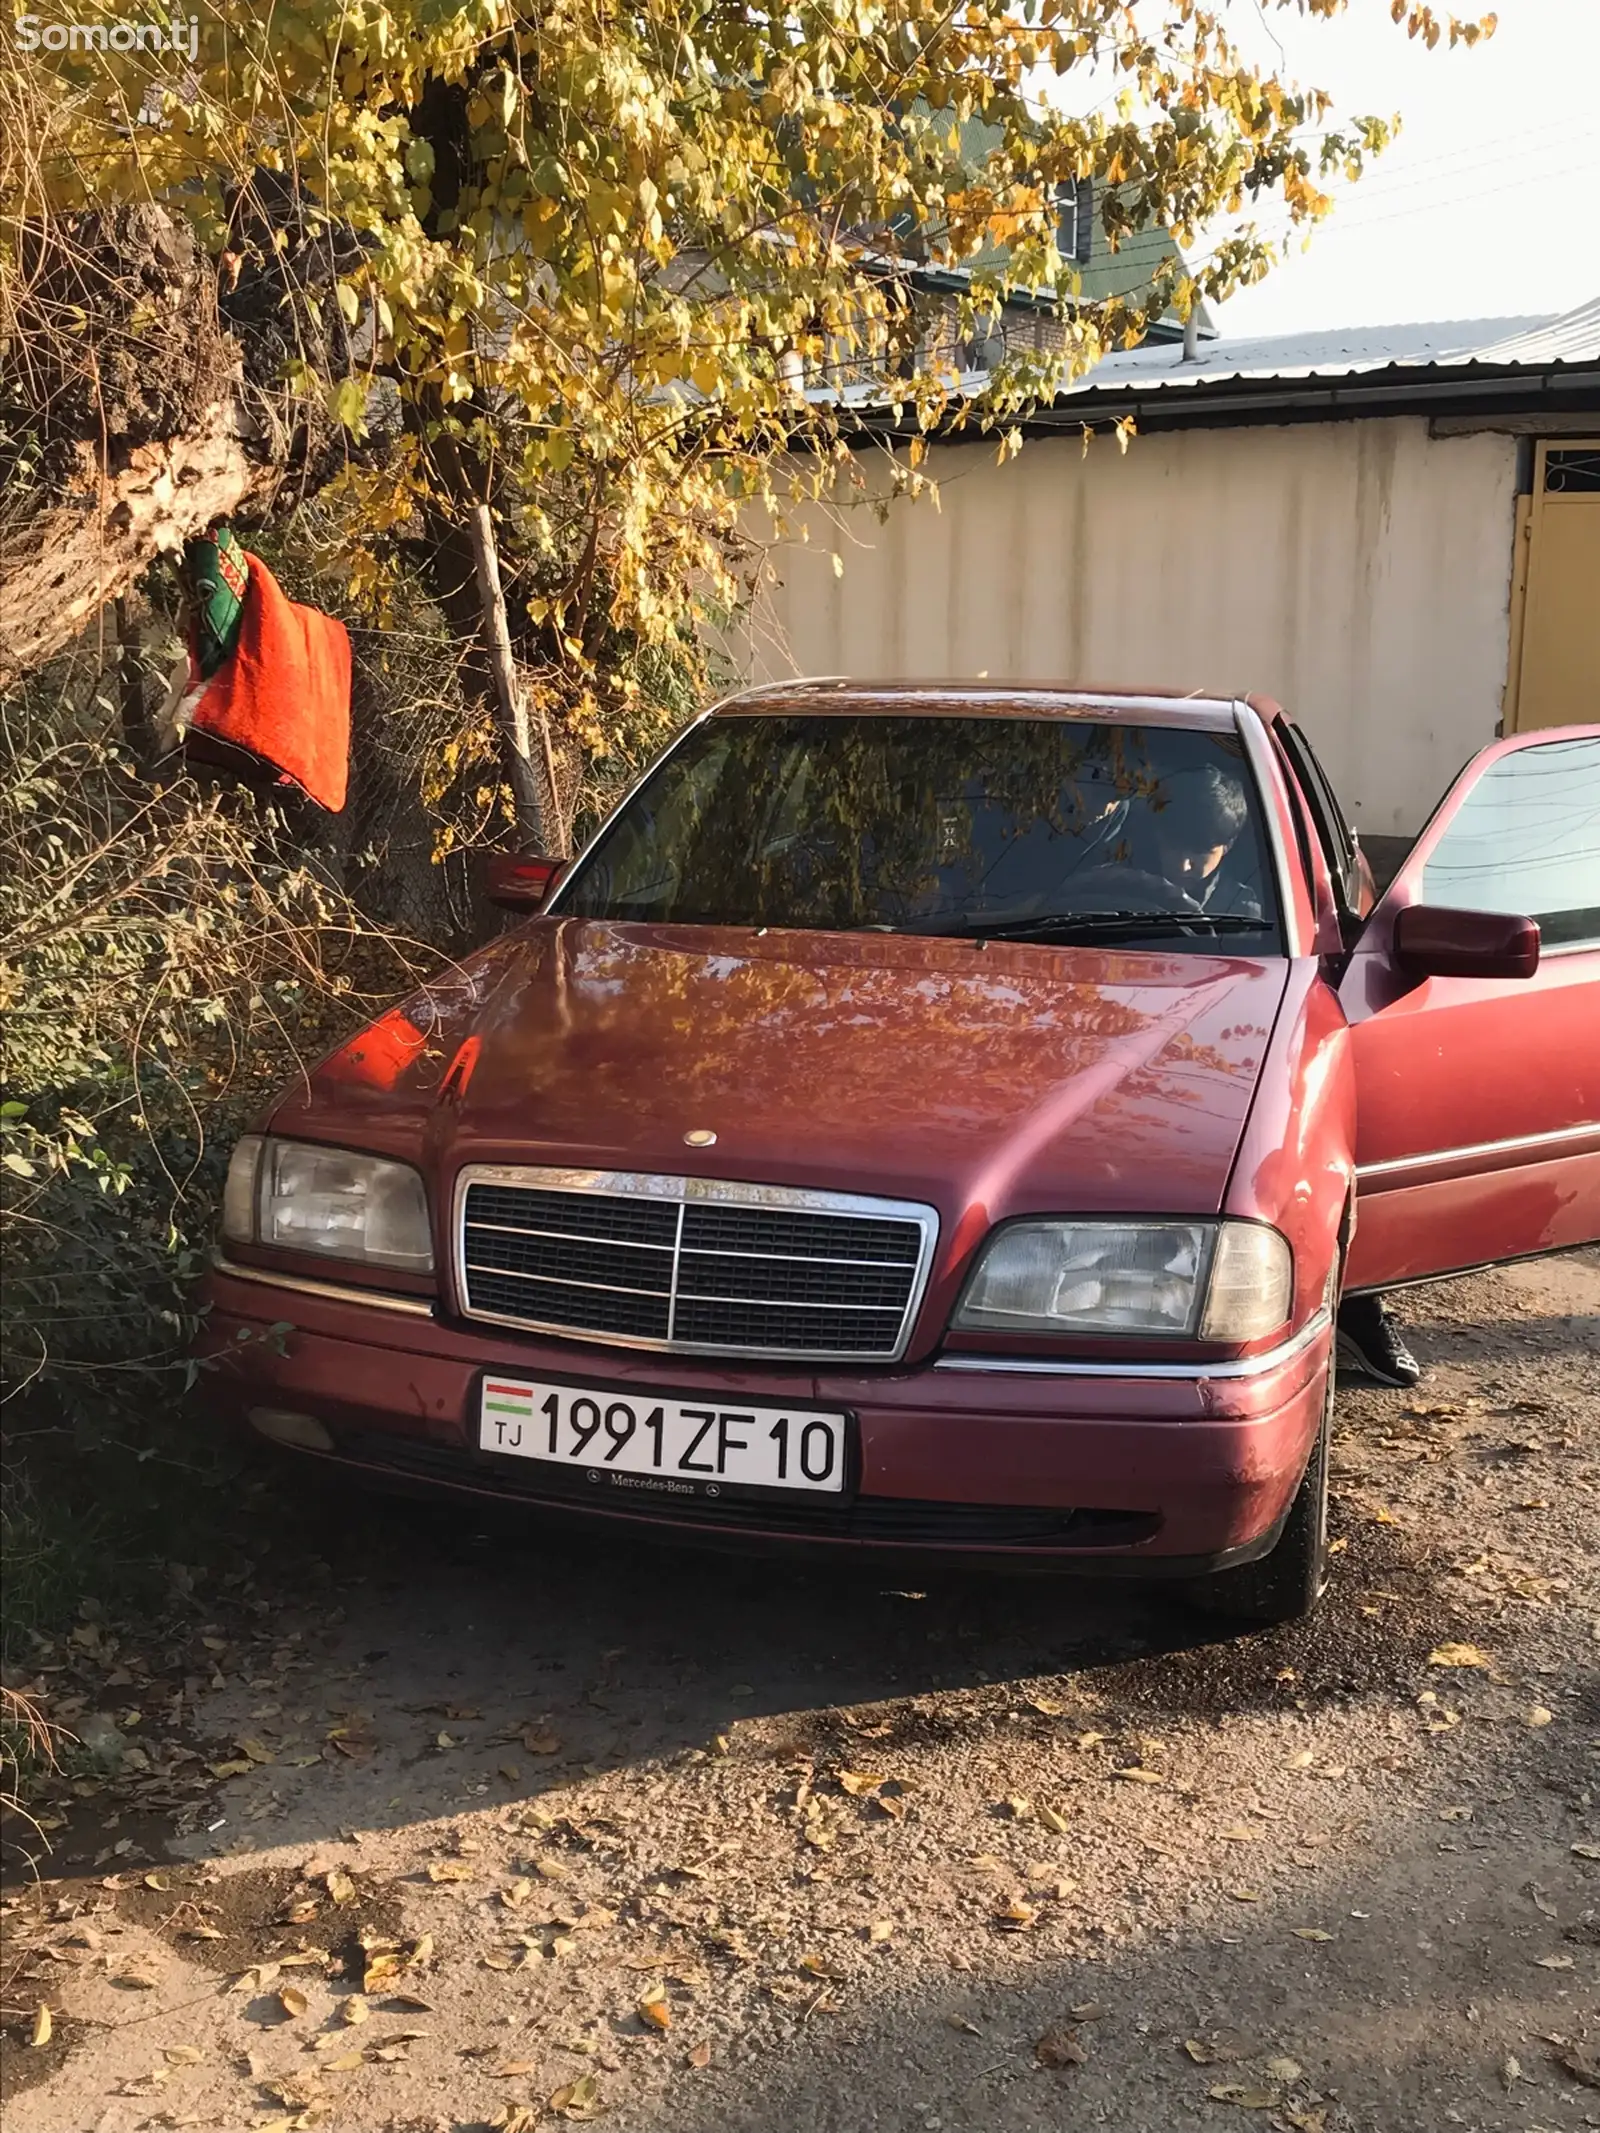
left=952, top=1219, right=1291, bottom=1342
left=221, top=1135, right=433, bottom=1273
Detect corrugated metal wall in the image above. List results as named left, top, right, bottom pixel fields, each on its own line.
left=734, top=415, right=1519, bottom=837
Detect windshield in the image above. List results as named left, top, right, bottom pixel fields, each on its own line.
left=558, top=713, right=1282, bottom=952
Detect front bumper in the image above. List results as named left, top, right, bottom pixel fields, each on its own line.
left=200, top=1259, right=1331, bottom=1571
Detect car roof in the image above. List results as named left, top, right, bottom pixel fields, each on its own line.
left=710, top=679, right=1256, bottom=733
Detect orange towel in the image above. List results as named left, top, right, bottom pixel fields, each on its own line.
left=189, top=553, right=351, bottom=812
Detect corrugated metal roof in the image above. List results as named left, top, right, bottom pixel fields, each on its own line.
left=1467, top=298, right=1600, bottom=368
left=1053, top=298, right=1600, bottom=400
left=812, top=295, right=1600, bottom=422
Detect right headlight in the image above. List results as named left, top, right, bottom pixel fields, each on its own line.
left=952, top=1219, right=1292, bottom=1342
left=221, top=1134, right=433, bottom=1273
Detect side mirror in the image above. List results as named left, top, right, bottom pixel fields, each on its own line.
left=486, top=852, right=565, bottom=913
left=1394, top=903, right=1540, bottom=981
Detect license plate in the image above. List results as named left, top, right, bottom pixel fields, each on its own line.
left=477, top=1375, right=849, bottom=1497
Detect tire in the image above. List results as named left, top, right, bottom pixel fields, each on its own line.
left=1185, top=1350, right=1334, bottom=1626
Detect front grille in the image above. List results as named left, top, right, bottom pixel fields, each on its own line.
left=336, top=1431, right=1159, bottom=1550
left=456, top=1168, right=936, bottom=1360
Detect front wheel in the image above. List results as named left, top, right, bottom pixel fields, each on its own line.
left=1185, top=1355, right=1333, bottom=1626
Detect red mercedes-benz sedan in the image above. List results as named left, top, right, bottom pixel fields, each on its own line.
left=201, top=686, right=1600, bottom=1621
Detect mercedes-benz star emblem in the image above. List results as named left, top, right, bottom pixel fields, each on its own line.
left=683, top=1128, right=718, bottom=1147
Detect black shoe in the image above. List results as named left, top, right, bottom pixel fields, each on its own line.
left=1335, top=1294, right=1422, bottom=1389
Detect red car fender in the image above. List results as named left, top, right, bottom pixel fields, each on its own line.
left=1223, top=958, right=1356, bottom=1328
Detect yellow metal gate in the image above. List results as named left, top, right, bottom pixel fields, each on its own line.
left=1506, top=440, right=1600, bottom=730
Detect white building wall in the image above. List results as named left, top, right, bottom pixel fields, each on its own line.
left=736, top=416, right=1520, bottom=838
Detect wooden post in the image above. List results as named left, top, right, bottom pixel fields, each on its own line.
left=467, top=501, right=555, bottom=850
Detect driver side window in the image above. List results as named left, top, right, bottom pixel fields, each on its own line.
left=1419, top=734, right=1600, bottom=950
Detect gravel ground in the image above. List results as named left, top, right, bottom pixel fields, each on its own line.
left=3, top=1249, right=1596, bottom=2133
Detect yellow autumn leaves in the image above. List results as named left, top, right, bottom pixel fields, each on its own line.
left=10, top=0, right=1434, bottom=767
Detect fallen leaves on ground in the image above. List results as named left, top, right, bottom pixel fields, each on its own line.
left=549, top=2071, right=602, bottom=2120
left=1554, top=2045, right=1600, bottom=2088
left=637, top=1983, right=672, bottom=2031
left=259, top=2073, right=323, bottom=2109
left=1183, top=2032, right=1260, bottom=2065
left=1035, top=2027, right=1088, bottom=2069
left=359, top=1931, right=432, bottom=1993
left=276, top=1985, right=309, bottom=2019
left=1428, top=1642, right=1490, bottom=1668
left=688, top=2039, right=713, bottom=2068
left=29, top=2002, right=52, bottom=2046
left=992, top=1899, right=1036, bottom=1931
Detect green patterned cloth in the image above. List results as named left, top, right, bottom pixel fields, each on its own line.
left=183, top=527, right=250, bottom=677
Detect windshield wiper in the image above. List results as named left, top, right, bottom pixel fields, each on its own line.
left=923, top=909, right=1269, bottom=943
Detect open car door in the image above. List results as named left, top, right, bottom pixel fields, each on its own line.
left=1340, top=726, right=1600, bottom=1293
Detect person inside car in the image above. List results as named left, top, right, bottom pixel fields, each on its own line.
left=1146, top=761, right=1266, bottom=919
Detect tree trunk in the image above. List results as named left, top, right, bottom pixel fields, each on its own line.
left=0, top=415, right=278, bottom=692
left=0, top=203, right=315, bottom=691
left=465, top=503, right=555, bottom=851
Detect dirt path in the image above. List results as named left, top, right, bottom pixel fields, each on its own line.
left=5, top=1252, right=1597, bottom=2133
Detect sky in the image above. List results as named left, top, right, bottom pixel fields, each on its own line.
left=1196, top=0, right=1600, bottom=338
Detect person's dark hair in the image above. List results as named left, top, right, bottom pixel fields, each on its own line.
left=1165, top=761, right=1249, bottom=849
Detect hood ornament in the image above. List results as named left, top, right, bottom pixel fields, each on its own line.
left=683, top=1128, right=718, bottom=1148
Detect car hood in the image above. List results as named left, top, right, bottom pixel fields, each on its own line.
left=281, top=920, right=1287, bottom=1237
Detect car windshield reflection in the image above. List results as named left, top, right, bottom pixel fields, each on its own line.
left=558, top=714, right=1283, bottom=953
